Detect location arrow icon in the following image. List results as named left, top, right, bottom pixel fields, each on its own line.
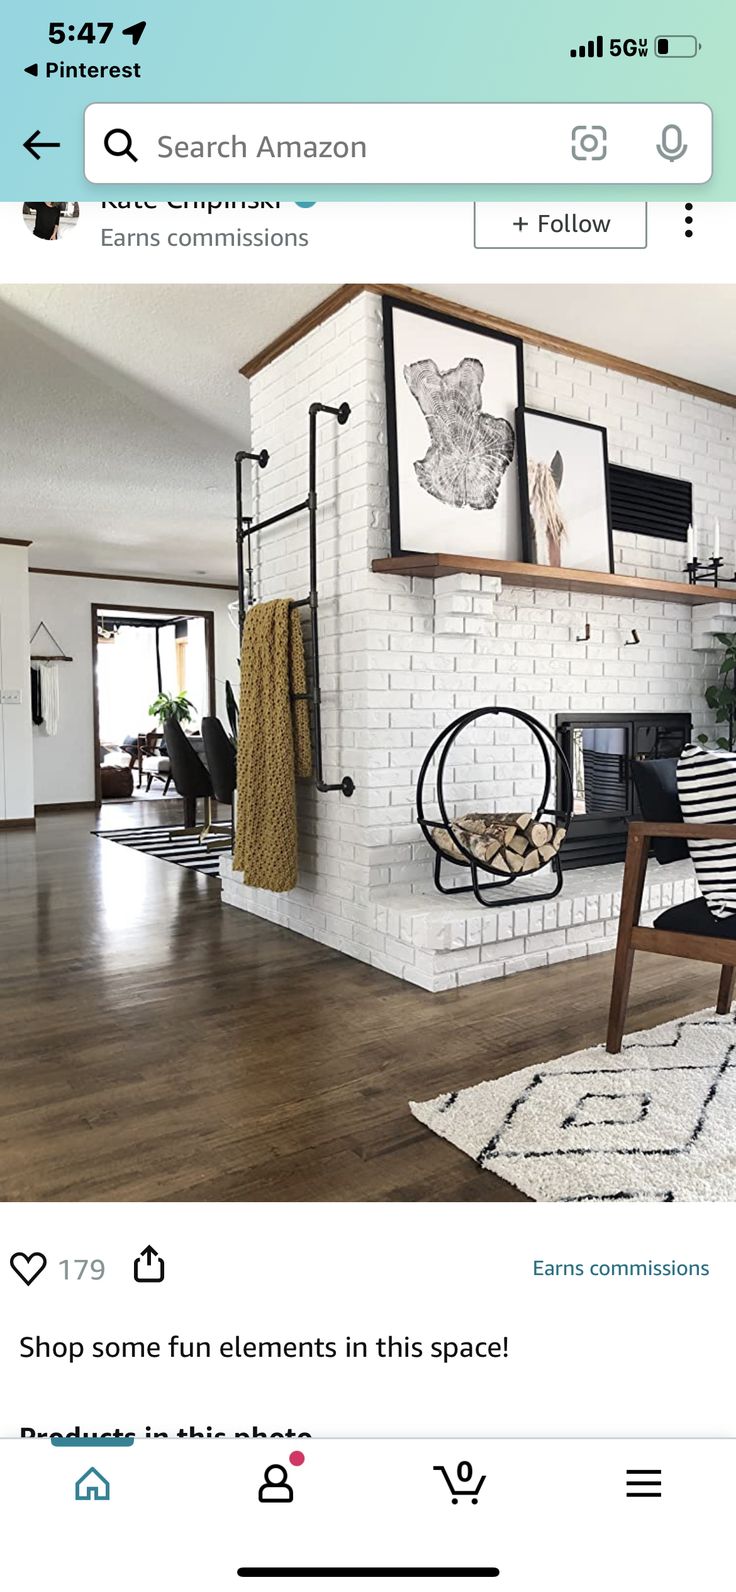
left=121, top=20, right=147, bottom=44
left=23, top=129, right=61, bottom=160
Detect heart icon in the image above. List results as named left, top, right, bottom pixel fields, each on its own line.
left=10, top=1252, right=47, bottom=1286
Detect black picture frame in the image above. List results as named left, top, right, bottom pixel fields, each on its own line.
left=382, top=295, right=526, bottom=559
left=516, top=406, right=614, bottom=575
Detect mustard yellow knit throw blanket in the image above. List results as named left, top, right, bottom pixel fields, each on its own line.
left=233, top=598, right=313, bottom=892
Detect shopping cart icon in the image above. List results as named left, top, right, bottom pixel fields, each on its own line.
left=433, top=1461, right=486, bottom=1504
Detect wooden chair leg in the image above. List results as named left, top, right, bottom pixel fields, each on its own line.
left=606, top=940, right=635, bottom=1055
left=716, top=965, right=736, bottom=1015
left=606, top=828, right=650, bottom=1053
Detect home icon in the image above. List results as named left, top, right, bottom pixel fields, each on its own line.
left=75, top=1467, right=110, bottom=1502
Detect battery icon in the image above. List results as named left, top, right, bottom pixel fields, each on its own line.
left=654, top=35, right=701, bottom=56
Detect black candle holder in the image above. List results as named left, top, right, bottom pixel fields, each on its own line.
left=684, top=556, right=723, bottom=587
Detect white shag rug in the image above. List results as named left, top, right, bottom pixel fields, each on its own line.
left=410, top=1010, right=736, bottom=1201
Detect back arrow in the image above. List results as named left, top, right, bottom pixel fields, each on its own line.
left=24, top=130, right=61, bottom=160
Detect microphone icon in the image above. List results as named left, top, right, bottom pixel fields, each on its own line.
left=656, top=123, right=688, bottom=161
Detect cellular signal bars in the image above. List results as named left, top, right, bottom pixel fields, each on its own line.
left=570, top=36, right=604, bottom=58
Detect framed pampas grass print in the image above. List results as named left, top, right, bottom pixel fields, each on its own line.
left=383, top=296, right=525, bottom=560
left=517, top=407, right=614, bottom=574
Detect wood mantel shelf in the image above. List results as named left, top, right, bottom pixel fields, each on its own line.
left=371, top=553, right=736, bottom=606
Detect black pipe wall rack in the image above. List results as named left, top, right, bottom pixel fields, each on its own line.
left=234, top=445, right=269, bottom=636
left=235, top=400, right=355, bottom=798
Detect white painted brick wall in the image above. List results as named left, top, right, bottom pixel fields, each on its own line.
left=527, top=346, right=736, bottom=583
left=226, top=292, right=390, bottom=961
left=223, top=291, right=736, bottom=988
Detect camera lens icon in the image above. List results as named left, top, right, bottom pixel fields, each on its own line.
left=571, top=124, right=608, bottom=161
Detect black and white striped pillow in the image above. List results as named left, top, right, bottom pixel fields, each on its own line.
left=677, top=744, right=736, bottom=919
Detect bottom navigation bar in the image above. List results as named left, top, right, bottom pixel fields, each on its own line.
left=1, top=1438, right=730, bottom=1591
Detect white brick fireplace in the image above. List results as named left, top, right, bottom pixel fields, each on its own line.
left=221, top=290, right=736, bottom=990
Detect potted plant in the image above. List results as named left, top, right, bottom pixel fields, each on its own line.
left=148, top=690, right=196, bottom=729
left=698, top=632, right=736, bottom=751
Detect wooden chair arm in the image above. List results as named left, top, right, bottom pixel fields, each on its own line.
left=629, top=820, right=736, bottom=842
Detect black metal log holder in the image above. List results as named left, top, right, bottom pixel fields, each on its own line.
left=234, top=400, right=355, bottom=799
left=416, top=707, right=574, bottom=908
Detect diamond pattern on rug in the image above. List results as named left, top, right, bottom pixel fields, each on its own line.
left=94, top=826, right=224, bottom=876
left=410, top=1011, right=736, bottom=1201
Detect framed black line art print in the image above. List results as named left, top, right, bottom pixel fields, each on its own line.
left=516, top=407, right=614, bottom=574
left=382, top=296, right=525, bottom=560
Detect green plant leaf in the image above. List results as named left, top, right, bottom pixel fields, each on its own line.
left=705, top=685, right=724, bottom=709
left=699, top=636, right=736, bottom=749
left=148, top=690, right=196, bottom=725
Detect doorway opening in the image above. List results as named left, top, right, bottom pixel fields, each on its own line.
left=91, top=604, right=215, bottom=805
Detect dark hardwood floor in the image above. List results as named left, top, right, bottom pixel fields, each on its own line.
left=0, top=804, right=722, bottom=1203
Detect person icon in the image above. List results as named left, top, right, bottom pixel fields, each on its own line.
left=27, top=202, right=64, bottom=240
left=23, top=202, right=80, bottom=242
left=258, top=1463, right=293, bottom=1504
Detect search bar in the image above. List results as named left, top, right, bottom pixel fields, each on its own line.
left=84, top=103, right=713, bottom=184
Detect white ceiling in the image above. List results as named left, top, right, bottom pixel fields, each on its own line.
left=2, top=282, right=735, bottom=582
left=0, top=283, right=333, bottom=581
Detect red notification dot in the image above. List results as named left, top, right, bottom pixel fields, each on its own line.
left=289, top=1450, right=305, bottom=1466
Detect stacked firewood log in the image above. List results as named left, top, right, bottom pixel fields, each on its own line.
left=431, top=810, right=567, bottom=874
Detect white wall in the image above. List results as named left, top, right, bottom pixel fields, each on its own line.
left=222, top=290, right=736, bottom=990
left=29, top=573, right=238, bottom=806
left=0, top=543, right=34, bottom=821
left=224, top=290, right=386, bottom=947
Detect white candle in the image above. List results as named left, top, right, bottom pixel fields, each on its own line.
left=714, top=518, right=721, bottom=560
left=692, top=520, right=699, bottom=561
left=686, top=524, right=694, bottom=564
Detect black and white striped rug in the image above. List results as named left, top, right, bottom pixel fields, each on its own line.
left=94, top=825, right=225, bottom=876
left=411, top=1009, right=736, bottom=1201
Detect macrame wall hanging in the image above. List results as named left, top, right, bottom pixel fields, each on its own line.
left=30, top=621, right=73, bottom=738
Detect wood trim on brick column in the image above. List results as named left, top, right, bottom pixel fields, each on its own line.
left=240, top=283, right=736, bottom=410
